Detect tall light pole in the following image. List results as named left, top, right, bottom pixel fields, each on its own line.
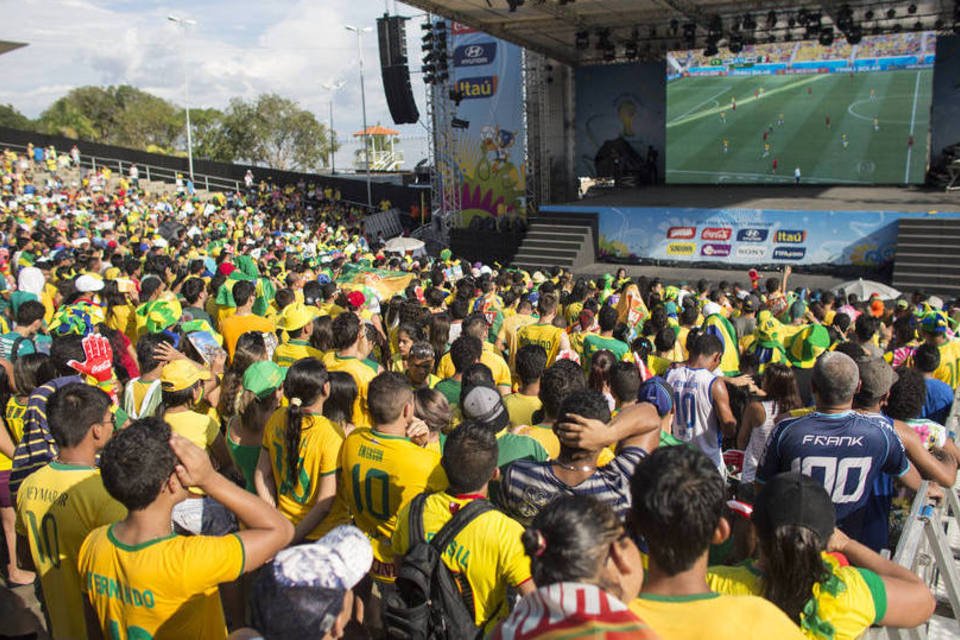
left=168, top=15, right=196, bottom=182
left=344, top=24, right=373, bottom=209
left=321, top=80, right=346, bottom=175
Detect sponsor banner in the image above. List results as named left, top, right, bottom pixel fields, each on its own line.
left=737, top=228, right=768, bottom=242
left=735, top=246, right=767, bottom=259
left=701, top=227, right=732, bottom=241
left=701, top=243, right=731, bottom=257
left=451, top=22, right=477, bottom=34
left=772, top=246, right=807, bottom=260
left=667, top=226, right=695, bottom=239
left=541, top=205, right=960, bottom=267
left=445, top=24, right=525, bottom=223
left=453, top=42, right=497, bottom=67
left=775, top=229, right=807, bottom=243
left=456, top=75, right=498, bottom=99
left=666, top=242, right=696, bottom=256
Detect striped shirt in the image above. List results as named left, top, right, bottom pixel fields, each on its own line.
left=9, top=375, right=82, bottom=500
left=497, top=447, right=646, bottom=526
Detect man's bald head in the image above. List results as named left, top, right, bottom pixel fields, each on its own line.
left=812, top=351, right=860, bottom=409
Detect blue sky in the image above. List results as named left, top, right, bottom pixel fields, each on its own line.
left=0, top=0, right=431, bottom=170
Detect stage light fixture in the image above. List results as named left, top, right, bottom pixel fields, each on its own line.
left=506, top=0, right=524, bottom=12
left=766, top=10, right=777, bottom=27
left=670, top=19, right=679, bottom=34
left=934, top=18, right=944, bottom=30
left=682, top=22, right=696, bottom=46
left=451, top=118, right=470, bottom=129
left=729, top=33, right=743, bottom=53
left=892, top=23, right=902, bottom=32
left=819, top=26, right=834, bottom=46
left=798, top=9, right=809, bottom=25
left=784, top=31, right=793, bottom=41
left=625, top=30, right=639, bottom=59
left=768, top=33, right=777, bottom=43
left=575, top=30, right=590, bottom=49
left=846, top=24, right=863, bottom=44
left=788, top=17, right=796, bottom=28
left=743, top=14, right=757, bottom=30
left=913, top=20, right=923, bottom=31
left=886, top=8, right=896, bottom=19
left=872, top=24, right=883, bottom=34
left=908, top=4, right=917, bottom=14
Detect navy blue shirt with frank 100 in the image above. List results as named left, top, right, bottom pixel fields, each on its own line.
left=756, top=410, right=910, bottom=544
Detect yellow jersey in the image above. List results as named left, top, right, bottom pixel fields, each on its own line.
left=163, top=410, right=219, bottom=451
left=707, top=553, right=886, bottom=640
left=392, top=493, right=531, bottom=631
left=79, top=525, right=244, bottom=640
left=629, top=591, right=807, bottom=640
left=514, top=423, right=614, bottom=466
left=1, top=396, right=28, bottom=471
left=16, top=462, right=126, bottom=640
left=502, top=393, right=542, bottom=428
left=437, top=342, right=512, bottom=388
left=262, top=410, right=350, bottom=540
left=515, top=323, right=564, bottom=366
left=933, top=339, right=960, bottom=389
left=337, top=428, right=446, bottom=577
left=499, top=313, right=537, bottom=367
left=322, top=353, right=379, bottom=429
left=316, top=301, right=346, bottom=319
left=273, top=339, right=325, bottom=368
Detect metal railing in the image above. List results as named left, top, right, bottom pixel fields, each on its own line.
left=1, top=141, right=241, bottom=193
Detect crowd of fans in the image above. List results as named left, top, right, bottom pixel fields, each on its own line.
left=0, top=143, right=956, bottom=640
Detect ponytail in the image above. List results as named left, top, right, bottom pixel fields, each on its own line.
left=281, top=358, right=330, bottom=487
left=760, top=525, right=830, bottom=624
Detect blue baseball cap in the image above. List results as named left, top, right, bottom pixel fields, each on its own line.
left=638, top=376, right=674, bottom=417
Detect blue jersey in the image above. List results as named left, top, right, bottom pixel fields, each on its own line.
left=757, top=411, right=909, bottom=543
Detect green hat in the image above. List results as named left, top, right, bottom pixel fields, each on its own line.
left=439, top=248, right=452, bottom=261
left=922, top=311, right=948, bottom=335
left=137, top=297, right=182, bottom=334
left=785, top=324, right=830, bottom=369
left=243, top=361, right=287, bottom=399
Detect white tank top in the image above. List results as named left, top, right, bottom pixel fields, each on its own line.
left=665, top=366, right=724, bottom=474
left=741, top=400, right=778, bottom=483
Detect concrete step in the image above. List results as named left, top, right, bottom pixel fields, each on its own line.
left=518, top=239, right=586, bottom=251
left=514, top=247, right=580, bottom=259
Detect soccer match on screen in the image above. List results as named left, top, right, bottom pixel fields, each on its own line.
left=667, top=31, right=934, bottom=184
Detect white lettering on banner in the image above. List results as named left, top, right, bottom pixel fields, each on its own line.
left=792, top=456, right=872, bottom=504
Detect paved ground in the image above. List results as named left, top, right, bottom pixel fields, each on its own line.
left=0, top=578, right=49, bottom=639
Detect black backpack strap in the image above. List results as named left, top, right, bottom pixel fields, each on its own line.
left=428, top=499, right=494, bottom=556
left=408, top=492, right=429, bottom=545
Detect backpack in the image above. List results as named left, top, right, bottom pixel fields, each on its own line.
left=9, top=335, right=35, bottom=362
left=383, top=493, right=494, bottom=640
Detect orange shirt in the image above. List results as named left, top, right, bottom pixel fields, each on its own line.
left=220, top=313, right=276, bottom=361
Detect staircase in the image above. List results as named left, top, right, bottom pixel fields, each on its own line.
left=892, top=217, right=960, bottom=297
left=510, top=211, right=598, bottom=272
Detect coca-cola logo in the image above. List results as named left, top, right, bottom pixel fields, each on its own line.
left=701, top=227, right=732, bottom=241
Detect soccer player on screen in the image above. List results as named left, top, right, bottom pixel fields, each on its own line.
left=731, top=97, right=737, bottom=111
left=772, top=158, right=778, bottom=174
left=762, top=143, right=771, bottom=158
left=870, top=88, right=876, bottom=101
left=825, top=115, right=831, bottom=129
left=777, top=113, right=784, bottom=126
left=722, top=138, right=730, bottom=154
left=842, top=133, right=849, bottom=150
left=874, top=116, right=880, bottom=132
left=720, top=111, right=726, bottom=124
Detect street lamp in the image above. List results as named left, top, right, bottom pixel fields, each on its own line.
left=344, top=24, right=373, bottom=209
left=168, top=15, right=196, bottom=182
left=321, top=80, right=346, bottom=175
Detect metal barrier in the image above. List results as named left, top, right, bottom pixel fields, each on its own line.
left=2, top=141, right=241, bottom=192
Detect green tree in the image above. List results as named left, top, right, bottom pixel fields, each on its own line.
left=36, top=85, right=180, bottom=151
left=220, top=94, right=336, bottom=171
left=0, top=104, right=32, bottom=130
left=189, top=107, right=232, bottom=162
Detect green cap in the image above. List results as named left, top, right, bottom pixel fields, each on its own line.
left=243, top=361, right=287, bottom=399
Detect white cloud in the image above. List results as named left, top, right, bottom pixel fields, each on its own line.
left=0, top=0, right=432, bottom=169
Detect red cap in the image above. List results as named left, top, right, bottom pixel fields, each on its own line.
left=748, top=268, right=760, bottom=281
left=217, top=262, right=236, bottom=277
left=347, top=290, right=366, bottom=309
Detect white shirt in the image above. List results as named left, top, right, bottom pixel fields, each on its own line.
left=665, top=365, right=725, bottom=475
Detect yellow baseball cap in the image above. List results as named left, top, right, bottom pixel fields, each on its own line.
left=277, top=302, right=317, bottom=332
left=161, top=359, right=211, bottom=392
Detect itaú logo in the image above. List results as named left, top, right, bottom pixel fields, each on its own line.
left=456, top=76, right=498, bottom=99
left=775, top=229, right=807, bottom=243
